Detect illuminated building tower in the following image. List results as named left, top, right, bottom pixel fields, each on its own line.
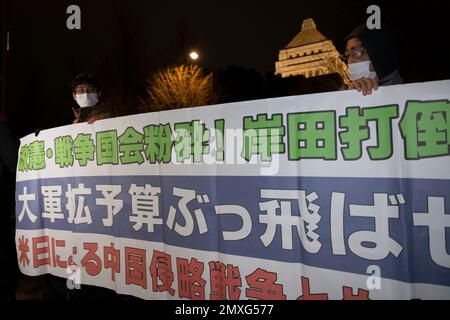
left=275, top=18, right=347, bottom=80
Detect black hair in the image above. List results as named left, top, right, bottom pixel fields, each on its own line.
left=71, top=74, right=101, bottom=93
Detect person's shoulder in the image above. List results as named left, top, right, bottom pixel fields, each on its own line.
left=379, top=69, right=403, bottom=86
left=96, top=102, right=115, bottom=113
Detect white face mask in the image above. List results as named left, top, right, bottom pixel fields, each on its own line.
left=75, top=93, right=99, bottom=108
left=348, top=60, right=378, bottom=81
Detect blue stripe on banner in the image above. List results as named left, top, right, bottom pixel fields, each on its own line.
left=16, top=175, right=450, bottom=287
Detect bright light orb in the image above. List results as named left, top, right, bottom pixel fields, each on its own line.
left=189, top=51, right=199, bottom=60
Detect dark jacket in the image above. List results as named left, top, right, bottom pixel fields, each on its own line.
left=78, top=102, right=114, bottom=123
left=0, top=121, right=18, bottom=176
left=0, top=121, right=18, bottom=300
left=0, top=121, right=18, bottom=240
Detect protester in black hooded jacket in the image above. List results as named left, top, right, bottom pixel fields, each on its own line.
left=342, top=24, right=403, bottom=95
left=0, top=120, right=19, bottom=300
left=0, top=121, right=17, bottom=174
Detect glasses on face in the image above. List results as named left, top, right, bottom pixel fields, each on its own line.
left=340, top=47, right=368, bottom=62
left=75, top=86, right=97, bottom=94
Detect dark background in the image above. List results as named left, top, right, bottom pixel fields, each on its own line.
left=1, top=0, right=450, bottom=138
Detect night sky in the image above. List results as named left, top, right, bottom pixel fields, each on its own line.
left=3, top=0, right=450, bottom=136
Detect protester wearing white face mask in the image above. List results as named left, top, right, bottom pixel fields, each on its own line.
left=75, top=92, right=99, bottom=109
left=71, top=74, right=113, bottom=124
left=43, top=74, right=118, bottom=300
left=72, top=74, right=100, bottom=123
left=348, top=59, right=378, bottom=81
left=342, top=24, right=403, bottom=96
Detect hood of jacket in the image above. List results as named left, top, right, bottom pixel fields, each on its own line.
left=344, top=24, right=400, bottom=81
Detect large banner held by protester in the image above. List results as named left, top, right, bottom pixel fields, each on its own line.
left=15, top=80, right=450, bottom=300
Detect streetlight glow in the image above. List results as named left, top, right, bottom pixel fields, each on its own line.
left=189, top=51, right=199, bottom=61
